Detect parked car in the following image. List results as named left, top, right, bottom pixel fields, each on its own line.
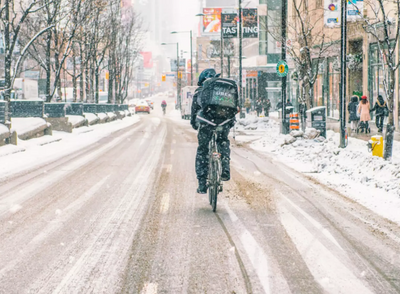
left=135, top=100, right=150, bottom=114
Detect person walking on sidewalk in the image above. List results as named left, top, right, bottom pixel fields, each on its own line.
left=244, top=98, right=251, bottom=114
left=255, top=99, right=263, bottom=117
left=370, top=95, right=388, bottom=133
left=358, top=95, right=371, bottom=133
left=348, top=95, right=360, bottom=132
left=263, top=98, right=271, bottom=117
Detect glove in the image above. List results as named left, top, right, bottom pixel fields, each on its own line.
left=191, top=122, right=199, bottom=130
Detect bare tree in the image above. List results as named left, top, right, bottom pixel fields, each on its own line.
left=0, top=0, right=48, bottom=101
left=359, top=0, right=400, bottom=160
left=261, top=1, right=334, bottom=127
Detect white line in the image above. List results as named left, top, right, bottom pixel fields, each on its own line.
left=160, top=193, right=170, bottom=214
left=282, top=195, right=344, bottom=251
left=222, top=202, right=271, bottom=294
left=279, top=205, right=373, bottom=294
left=141, top=282, right=158, bottom=294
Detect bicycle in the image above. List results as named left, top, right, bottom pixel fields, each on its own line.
left=202, top=117, right=233, bottom=212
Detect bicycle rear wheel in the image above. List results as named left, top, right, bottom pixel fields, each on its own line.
left=210, top=160, right=219, bottom=212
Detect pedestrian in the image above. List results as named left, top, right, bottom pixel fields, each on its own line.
left=370, top=95, right=388, bottom=133
left=347, top=95, right=360, bottom=132
left=255, top=99, right=263, bottom=117
left=263, top=98, right=271, bottom=117
left=244, top=98, right=251, bottom=114
left=358, top=95, right=371, bottom=133
left=276, top=101, right=283, bottom=110
left=286, top=99, right=293, bottom=107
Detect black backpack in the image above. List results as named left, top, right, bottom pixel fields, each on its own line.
left=199, top=77, right=238, bottom=120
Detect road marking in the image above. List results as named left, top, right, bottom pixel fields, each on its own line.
left=170, top=150, right=174, bottom=155
left=282, top=195, right=344, bottom=252
left=160, top=193, right=170, bottom=214
left=223, top=202, right=271, bottom=294
left=141, top=282, right=158, bottom=294
left=279, top=205, right=373, bottom=294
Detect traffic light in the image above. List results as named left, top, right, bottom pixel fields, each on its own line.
left=162, top=74, right=166, bottom=82
left=178, top=72, right=182, bottom=79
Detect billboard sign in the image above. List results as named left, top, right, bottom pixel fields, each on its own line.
left=324, top=0, right=340, bottom=26
left=202, top=8, right=222, bottom=34
left=347, top=0, right=363, bottom=21
left=222, top=13, right=238, bottom=38
left=243, top=8, right=258, bottom=38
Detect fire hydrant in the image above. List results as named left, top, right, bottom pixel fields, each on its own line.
left=367, top=135, right=383, bottom=157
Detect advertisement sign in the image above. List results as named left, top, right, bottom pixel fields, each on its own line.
left=222, top=13, right=238, bottom=38
left=324, top=0, right=340, bottom=26
left=202, top=8, right=222, bottom=34
left=348, top=0, right=363, bottom=21
left=141, top=52, right=153, bottom=68
left=243, top=8, right=258, bottom=38
left=170, top=59, right=186, bottom=72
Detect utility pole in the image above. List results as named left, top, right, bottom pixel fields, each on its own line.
left=281, top=0, right=287, bottom=134
left=227, top=56, right=231, bottom=78
left=239, top=0, right=245, bottom=118
left=339, top=0, right=347, bottom=148
left=177, top=42, right=180, bottom=109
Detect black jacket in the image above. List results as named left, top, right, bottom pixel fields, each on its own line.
left=371, top=99, right=388, bottom=117
left=348, top=101, right=359, bottom=121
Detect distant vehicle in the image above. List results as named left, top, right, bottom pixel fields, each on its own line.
left=128, top=98, right=140, bottom=108
left=135, top=99, right=150, bottom=114
left=145, top=98, right=154, bottom=109
left=168, top=91, right=174, bottom=97
left=0, top=78, right=38, bottom=100
left=180, top=86, right=197, bottom=120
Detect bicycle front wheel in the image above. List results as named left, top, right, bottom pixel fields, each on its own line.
left=210, top=160, right=219, bottom=212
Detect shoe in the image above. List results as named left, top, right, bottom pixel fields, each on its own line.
left=197, top=179, right=208, bottom=194
left=221, top=170, right=230, bottom=181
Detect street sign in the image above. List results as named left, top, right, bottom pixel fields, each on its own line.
left=276, top=61, right=289, bottom=77
left=178, top=72, right=182, bottom=79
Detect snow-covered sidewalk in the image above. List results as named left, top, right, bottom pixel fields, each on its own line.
left=235, top=115, right=400, bottom=225
left=0, top=116, right=140, bottom=181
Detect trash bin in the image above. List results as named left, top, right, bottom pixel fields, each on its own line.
left=368, top=135, right=383, bottom=157
left=306, top=106, right=326, bottom=138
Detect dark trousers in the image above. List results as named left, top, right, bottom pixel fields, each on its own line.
left=195, top=124, right=231, bottom=180
left=376, top=115, right=384, bottom=130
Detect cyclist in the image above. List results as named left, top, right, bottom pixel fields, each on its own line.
left=191, top=68, right=237, bottom=194
left=161, top=100, right=167, bottom=115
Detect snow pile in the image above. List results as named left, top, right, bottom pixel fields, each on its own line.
left=0, top=124, right=9, bottom=137
left=107, top=112, right=117, bottom=120
left=249, top=128, right=400, bottom=223
left=11, top=118, right=49, bottom=136
left=236, top=116, right=279, bottom=131
left=84, top=113, right=99, bottom=125
left=66, top=115, right=86, bottom=127
left=97, top=113, right=108, bottom=122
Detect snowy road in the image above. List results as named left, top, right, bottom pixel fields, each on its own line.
left=1, top=96, right=400, bottom=294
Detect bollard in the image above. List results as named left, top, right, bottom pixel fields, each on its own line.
left=289, top=113, right=300, bottom=130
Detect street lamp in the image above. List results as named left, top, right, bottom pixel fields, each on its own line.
left=161, top=42, right=181, bottom=109
left=195, top=13, right=224, bottom=78
left=171, top=31, right=193, bottom=86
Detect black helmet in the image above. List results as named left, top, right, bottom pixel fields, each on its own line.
left=198, top=68, right=216, bottom=86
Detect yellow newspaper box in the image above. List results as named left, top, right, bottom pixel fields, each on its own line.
left=369, top=135, right=383, bottom=157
